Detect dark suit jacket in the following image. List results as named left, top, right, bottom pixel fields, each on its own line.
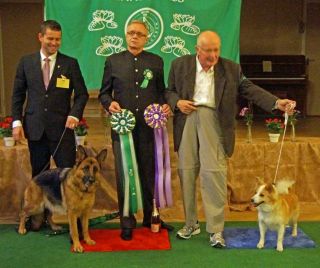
left=11, top=52, right=89, bottom=141
left=165, top=55, right=277, bottom=157
left=99, top=50, right=166, bottom=142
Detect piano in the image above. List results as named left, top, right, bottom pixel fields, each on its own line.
left=240, top=55, right=308, bottom=116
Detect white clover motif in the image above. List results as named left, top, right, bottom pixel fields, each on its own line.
left=96, top=36, right=126, bottom=56
left=161, top=36, right=190, bottom=57
left=170, top=14, right=200, bottom=35
left=88, top=10, right=118, bottom=31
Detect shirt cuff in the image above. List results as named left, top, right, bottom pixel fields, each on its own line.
left=68, top=116, right=79, bottom=122
left=12, top=120, right=22, bottom=128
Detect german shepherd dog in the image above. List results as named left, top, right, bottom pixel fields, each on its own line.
left=18, top=146, right=108, bottom=253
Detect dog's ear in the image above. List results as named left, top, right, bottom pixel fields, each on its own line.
left=256, top=177, right=264, bottom=185
left=96, top=149, right=108, bottom=167
left=76, top=145, right=88, bottom=165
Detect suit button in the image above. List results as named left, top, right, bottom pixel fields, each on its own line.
left=135, top=69, right=138, bottom=72
left=44, top=108, right=48, bottom=112
left=136, top=108, right=139, bottom=112
left=136, top=95, right=139, bottom=98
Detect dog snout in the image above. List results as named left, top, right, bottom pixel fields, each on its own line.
left=82, top=176, right=95, bottom=186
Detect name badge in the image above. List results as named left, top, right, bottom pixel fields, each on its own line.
left=56, top=75, right=70, bottom=89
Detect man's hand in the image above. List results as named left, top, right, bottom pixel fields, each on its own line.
left=108, top=101, right=122, bottom=113
left=12, top=126, right=25, bottom=141
left=162, top=104, right=172, bottom=117
left=276, top=99, right=296, bottom=115
left=65, top=116, right=79, bottom=129
left=177, top=100, right=197, bottom=115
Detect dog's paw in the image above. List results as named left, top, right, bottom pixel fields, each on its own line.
left=85, top=238, right=96, bottom=245
left=50, top=224, right=63, bottom=231
left=257, top=241, right=264, bottom=249
left=18, top=227, right=27, bottom=235
left=292, top=229, right=298, bottom=237
left=72, top=243, right=84, bottom=253
left=276, top=244, right=284, bottom=252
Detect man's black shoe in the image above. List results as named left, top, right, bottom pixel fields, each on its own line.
left=120, top=228, right=133, bottom=241
left=160, top=220, right=174, bottom=232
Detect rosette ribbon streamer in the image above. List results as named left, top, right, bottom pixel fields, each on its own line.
left=140, top=69, right=153, bottom=89
left=144, top=104, right=172, bottom=208
left=110, top=109, right=143, bottom=216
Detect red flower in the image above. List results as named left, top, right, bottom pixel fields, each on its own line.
left=0, top=116, right=13, bottom=137
left=75, top=117, right=89, bottom=136
left=4, top=116, right=13, bottom=124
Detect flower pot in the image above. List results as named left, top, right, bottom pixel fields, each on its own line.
left=268, top=133, right=280, bottom=143
left=3, top=137, right=15, bottom=147
left=75, top=135, right=86, bottom=146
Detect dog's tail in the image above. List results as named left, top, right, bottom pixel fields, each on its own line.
left=275, top=179, right=295, bottom=194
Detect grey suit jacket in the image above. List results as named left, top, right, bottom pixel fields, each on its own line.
left=165, top=55, right=277, bottom=157
left=11, top=52, right=89, bottom=141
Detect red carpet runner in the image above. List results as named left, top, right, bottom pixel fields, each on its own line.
left=79, top=227, right=171, bottom=252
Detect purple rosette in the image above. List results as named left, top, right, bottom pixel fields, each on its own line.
left=144, top=104, right=172, bottom=209
left=144, top=103, right=168, bottom=129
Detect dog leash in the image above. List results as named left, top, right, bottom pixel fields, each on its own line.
left=273, top=103, right=295, bottom=184
left=39, top=127, right=68, bottom=174
left=45, top=211, right=120, bottom=236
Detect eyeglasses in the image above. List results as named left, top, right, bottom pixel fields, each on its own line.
left=126, top=31, right=147, bottom=38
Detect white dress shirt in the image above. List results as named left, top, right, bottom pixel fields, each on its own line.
left=40, top=50, right=57, bottom=80
left=193, top=57, right=215, bottom=108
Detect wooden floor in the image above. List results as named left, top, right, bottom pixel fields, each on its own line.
left=83, top=113, right=320, bottom=222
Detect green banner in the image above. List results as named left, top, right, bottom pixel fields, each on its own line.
left=45, top=0, right=241, bottom=90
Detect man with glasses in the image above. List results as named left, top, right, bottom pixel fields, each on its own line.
left=99, top=20, right=173, bottom=241
left=165, top=31, right=296, bottom=248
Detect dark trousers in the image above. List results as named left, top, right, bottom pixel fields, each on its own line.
left=113, top=128, right=155, bottom=229
left=28, top=131, right=76, bottom=177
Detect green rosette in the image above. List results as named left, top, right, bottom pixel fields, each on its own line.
left=140, top=69, right=153, bottom=89
left=110, top=109, right=143, bottom=216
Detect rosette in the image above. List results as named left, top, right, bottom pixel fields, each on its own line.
left=144, top=104, right=172, bottom=209
left=110, top=109, right=135, bottom=134
left=140, top=69, right=153, bottom=89
left=110, top=109, right=143, bottom=216
left=144, top=103, right=168, bottom=129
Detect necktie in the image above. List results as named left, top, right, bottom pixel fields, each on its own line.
left=43, top=58, right=50, bottom=89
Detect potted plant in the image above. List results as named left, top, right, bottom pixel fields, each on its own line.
left=265, top=118, right=284, bottom=142
left=0, top=116, right=15, bottom=146
left=287, top=110, right=300, bottom=142
left=239, top=106, right=253, bottom=143
left=74, top=117, right=89, bottom=145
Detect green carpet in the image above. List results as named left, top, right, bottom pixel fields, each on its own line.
left=0, top=222, right=319, bottom=268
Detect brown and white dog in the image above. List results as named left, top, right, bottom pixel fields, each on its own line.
left=251, top=178, right=300, bottom=252
left=18, top=146, right=107, bottom=253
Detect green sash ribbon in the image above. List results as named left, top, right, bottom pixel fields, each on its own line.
left=110, top=109, right=143, bottom=216
left=140, top=69, right=153, bottom=89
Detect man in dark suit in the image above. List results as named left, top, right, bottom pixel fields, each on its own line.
left=11, top=20, right=88, bottom=178
left=165, top=31, right=296, bottom=248
left=99, top=20, right=173, bottom=241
